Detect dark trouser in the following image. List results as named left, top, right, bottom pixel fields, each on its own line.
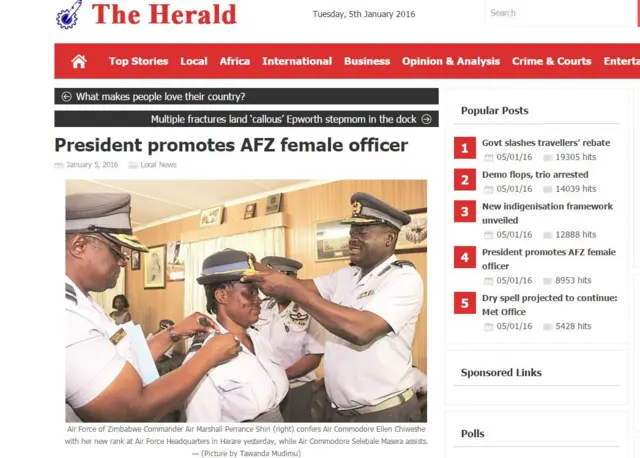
left=279, top=382, right=314, bottom=422
left=330, top=395, right=423, bottom=423
left=246, top=408, right=284, bottom=422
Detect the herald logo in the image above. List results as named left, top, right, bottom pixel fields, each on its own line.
left=57, top=1, right=237, bottom=27
left=57, top=0, right=83, bottom=30
left=92, top=3, right=237, bottom=25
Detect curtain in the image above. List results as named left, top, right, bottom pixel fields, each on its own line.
left=183, top=227, right=285, bottom=321
left=90, top=267, right=126, bottom=311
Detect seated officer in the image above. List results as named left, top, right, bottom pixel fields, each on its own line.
left=183, top=250, right=289, bottom=422
left=243, top=192, right=424, bottom=422
left=255, top=256, right=325, bottom=422
left=65, top=193, right=241, bottom=422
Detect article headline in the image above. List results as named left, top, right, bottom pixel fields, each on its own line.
left=55, top=136, right=410, bottom=155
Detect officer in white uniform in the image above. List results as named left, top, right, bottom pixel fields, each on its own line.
left=256, top=256, right=325, bottom=422
left=183, top=250, right=289, bottom=422
left=65, top=193, right=240, bottom=422
left=243, top=192, right=424, bottom=422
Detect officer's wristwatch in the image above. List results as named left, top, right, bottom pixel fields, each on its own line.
left=168, top=326, right=181, bottom=342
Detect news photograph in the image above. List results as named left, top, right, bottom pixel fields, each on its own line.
left=64, top=179, right=427, bottom=423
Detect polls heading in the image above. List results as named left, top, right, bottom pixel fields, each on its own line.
left=92, top=4, right=237, bottom=25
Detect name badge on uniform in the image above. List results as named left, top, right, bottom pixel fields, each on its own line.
left=357, top=289, right=375, bottom=299
left=109, top=328, right=127, bottom=345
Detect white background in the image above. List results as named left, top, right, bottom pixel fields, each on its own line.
left=4, top=0, right=640, bottom=457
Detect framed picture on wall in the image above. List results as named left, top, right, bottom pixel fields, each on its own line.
left=265, top=193, right=282, bottom=215
left=244, top=202, right=256, bottom=219
left=144, top=245, right=166, bottom=289
left=396, top=208, right=427, bottom=254
left=200, top=205, right=224, bottom=227
left=131, top=251, right=141, bottom=270
left=315, top=218, right=351, bottom=262
left=167, top=241, right=185, bottom=282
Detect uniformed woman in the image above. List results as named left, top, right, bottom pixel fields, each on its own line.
left=65, top=193, right=241, bottom=422
left=256, top=256, right=325, bottom=422
left=183, top=250, right=289, bottom=422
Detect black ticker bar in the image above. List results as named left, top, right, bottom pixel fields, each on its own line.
left=54, top=110, right=439, bottom=128
left=54, top=88, right=439, bottom=105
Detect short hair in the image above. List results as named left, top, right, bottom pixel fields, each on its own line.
left=379, top=224, right=400, bottom=247
left=159, top=319, right=175, bottom=329
left=112, top=294, right=129, bottom=309
left=204, top=281, right=234, bottom=314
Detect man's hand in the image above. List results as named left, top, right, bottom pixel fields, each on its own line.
left=201, top=333, right=241, bottom=366
left=241, top=270, right=304, bottom=302
left=174, top=312, right=218, bottom=339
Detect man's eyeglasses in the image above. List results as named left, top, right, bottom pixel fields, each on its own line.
left=85, top=235, right=131, bottom=263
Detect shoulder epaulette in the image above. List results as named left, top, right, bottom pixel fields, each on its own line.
left=378, top=260, right=416, bottom=276
left=392, top=260, right=415, bottom=269
left=65, top=283, right=77, bottom=305
left=187, top=332, right=208, bottom=354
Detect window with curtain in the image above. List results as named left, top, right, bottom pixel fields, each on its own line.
left=183, top=227, right=285, bottom=322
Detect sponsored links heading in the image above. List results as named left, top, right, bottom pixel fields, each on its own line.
left=55, top=137, right=410, bottom=155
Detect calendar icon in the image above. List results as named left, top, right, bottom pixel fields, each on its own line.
left=484, top=231, right=494, bottom=240
left=484, top=154, right=494, bottom=162
left=484, top=277, right=494, bottom=286
left=484, top=186, right=494, bottom=194
left=484, top=323, right=494, bottom=332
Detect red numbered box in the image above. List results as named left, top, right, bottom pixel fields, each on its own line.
left=453, top=246, right=476, bottom=268
left=454, top=200, right=476, bottom=222
left=454, top=137, right=476, bottom=159
left=454, top=168, right=477, bottom=191
left=454, top=292, right=477, bottom=314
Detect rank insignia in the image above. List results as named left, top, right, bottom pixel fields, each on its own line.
left=109, top=328, right=127, bottom=345
left=352, top=201, right=362, bottom=216
left=288, top=304, right=309, bottom=325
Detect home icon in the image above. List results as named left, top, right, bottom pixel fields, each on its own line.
left=71, top=54, right=87, bottom=69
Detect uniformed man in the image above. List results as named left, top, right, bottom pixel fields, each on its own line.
left=243, top=192, right=424, bottom=422
left=65, top=193, right=241, bottom=422
left=255, top=256, right=325, bottom=422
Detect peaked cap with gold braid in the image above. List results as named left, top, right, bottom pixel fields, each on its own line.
left=66, top=193, right=148, bottom=252
left=341, top=192, right=412, bottom=230
left=197, top=250, right=258, bottom=285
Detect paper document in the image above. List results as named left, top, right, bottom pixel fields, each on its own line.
left=123, top=322, right=159, bottom=385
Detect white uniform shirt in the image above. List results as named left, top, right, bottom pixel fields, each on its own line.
left=65, top=277, right=141, bottom=421
left=313, top=255, right=423, bottom=410
left=183, top=323, right=289, bottom=422
left=255, top=300, right=325, bottom=384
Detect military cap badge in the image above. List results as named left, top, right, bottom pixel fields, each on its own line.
left=352, top=201, right=362, bottom=216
